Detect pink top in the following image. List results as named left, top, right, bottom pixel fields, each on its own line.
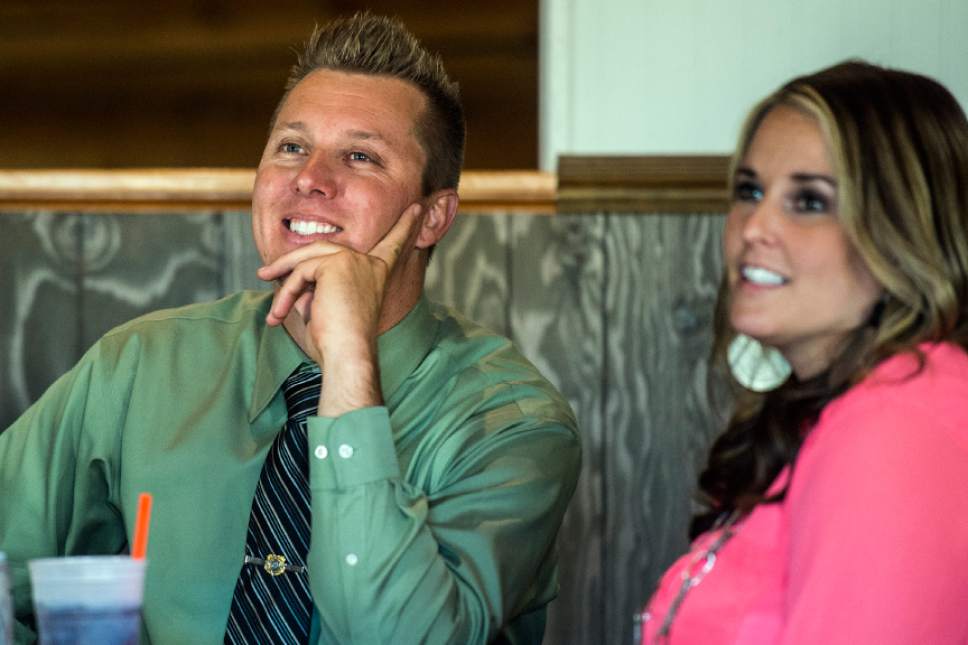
left=641, top=343, right=968, bottom=644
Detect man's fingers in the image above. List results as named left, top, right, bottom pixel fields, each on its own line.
left=257, top=239, right=345, bottom=281
left=369, top=203, right=424, bottom=269
left=261, top=202, right=423, bottom=327
left=265, top=263, right=316, bottom=325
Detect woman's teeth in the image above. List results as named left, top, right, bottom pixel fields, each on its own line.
left=742, top=265, right=787, bottom=285
left=288, top=219, right=341, bottom=236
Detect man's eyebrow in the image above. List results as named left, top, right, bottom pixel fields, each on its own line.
left=735, top=166, right=756, bottom=178
left=276, top=121, right=308, bottom=132
left=346, top=129, right=386, bottom=142
left=273, top=123, right=388, bottom=144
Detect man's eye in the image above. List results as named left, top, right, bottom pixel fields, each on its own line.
left=733, top=181, right=763, bottom=203
left=280, top=142, right=304, bottom=154
left=792, top=190, right=830, bottom=213
left=348, top=151, right=372, bottom=163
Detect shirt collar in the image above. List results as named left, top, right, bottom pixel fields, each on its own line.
left=375, top=296, right=438, bottom=400
left=248, top=296, right=307, bottom=423
left=248, top=294, right=438, bottom=422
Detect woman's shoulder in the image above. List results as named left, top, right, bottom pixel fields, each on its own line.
left=864, top=341, right=968, bottom=385
left=800, top=342, right=968, bottom=474
left=826, top=342, right=968, bottom=425
left=787, top=344, right=968, bottom=544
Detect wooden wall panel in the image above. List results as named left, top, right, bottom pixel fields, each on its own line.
left=507, top=214, right=607, bottom=645
left=601, top=213, right=725, bottom=643
left=425, top=213, right=511, bottom=336
left=0, top=1, right=539, bottom=170
left=0, top=213, right=82, bottom=430
left=218, top=210, right=265, bottom=294
left=76, top=213, right=223, bottom=349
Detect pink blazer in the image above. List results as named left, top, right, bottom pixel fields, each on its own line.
left=641, top=343, right=968, bottom=644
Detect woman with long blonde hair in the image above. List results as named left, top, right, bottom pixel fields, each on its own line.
left=640, top=61, right=968, bottom=643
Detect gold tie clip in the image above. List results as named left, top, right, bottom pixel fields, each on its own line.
left=243, top=554, right=307, bottom=576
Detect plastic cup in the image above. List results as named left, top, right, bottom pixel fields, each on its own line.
left=0, top=552, right=12, bottom=645
left=28, top=556, right=146, bottom=645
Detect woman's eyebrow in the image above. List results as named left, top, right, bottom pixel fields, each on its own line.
left=792, top=172, right=837, bottom=187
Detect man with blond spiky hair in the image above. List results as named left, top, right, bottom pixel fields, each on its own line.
left=0, top=13, right=580, bottom=645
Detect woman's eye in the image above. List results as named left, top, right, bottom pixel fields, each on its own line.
left=793, top=190, right=830, bottom=213
left=733, top=181, right=763, bottom=203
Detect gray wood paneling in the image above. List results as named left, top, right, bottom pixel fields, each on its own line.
left=508, top=214, right=607, bottom=645
left=426, top=212, right=511, bottom=336
left=1, top=213, right=82, bottom=430
left=601, top=213, right=725, bottom=644
left=77, top=213, right=223, bottom=349
left=220, top=210, right=267, bottom=294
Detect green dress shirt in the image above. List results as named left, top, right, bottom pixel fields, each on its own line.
left=0, top=291, right=580, bottom=644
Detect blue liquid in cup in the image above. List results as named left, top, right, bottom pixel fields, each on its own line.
left=35, top=604, right=140, bottom=645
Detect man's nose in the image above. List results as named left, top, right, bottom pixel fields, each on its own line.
left=292, top=154, right=338, bottom=198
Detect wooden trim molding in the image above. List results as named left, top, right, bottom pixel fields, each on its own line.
left=0, top=169, right=254, bottom=212
left=0, top=158, right=733, bottom=215
left=557, top=155, right=730, bottom=213
left=0, top=169, right=556, bottom=214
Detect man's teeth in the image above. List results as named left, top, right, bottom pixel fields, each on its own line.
left=288, top=219, right=341, bottom=236
left=742, top=265, right=787, bottom=285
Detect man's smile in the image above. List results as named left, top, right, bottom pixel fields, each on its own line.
left=286, top=217, right=343, bottom=236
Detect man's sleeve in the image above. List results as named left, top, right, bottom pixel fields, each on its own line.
left=780, top=394, right=968, bottom=644
left=0, top=345, right=128, bottom=644
left=304, top=397, right=580, bottom=644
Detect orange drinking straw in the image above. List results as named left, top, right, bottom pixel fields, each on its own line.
left=132, top=492, right=153, bottom=560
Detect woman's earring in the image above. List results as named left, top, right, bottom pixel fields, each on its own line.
left=727, top=334, right=791, bottom=392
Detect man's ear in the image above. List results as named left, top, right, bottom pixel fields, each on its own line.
left=415, top=189, right=459, bottom=249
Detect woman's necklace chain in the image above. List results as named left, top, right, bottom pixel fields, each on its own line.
left=639, top=510, right=742, bottom=644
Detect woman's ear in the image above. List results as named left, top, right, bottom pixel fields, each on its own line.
left=415, top=189, right=460, bottom=249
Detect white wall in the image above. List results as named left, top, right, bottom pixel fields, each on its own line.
left=540, top=0, right=968, bottom=168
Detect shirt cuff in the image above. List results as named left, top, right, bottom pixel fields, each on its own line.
left=306, top=407, right=401, bottom=490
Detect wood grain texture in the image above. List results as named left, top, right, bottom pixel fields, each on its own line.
left=425, top=212, right=511, bottom=336
left=558, top=156, right=730, bottom=214
left=219, top=210, right=267, bottom=294
left=0, top=1, right=539, bottom=170
left=601, top=213, right=726, bottom=644
left=77, top=213, right=224, bottom=349
left=0, top=212, right=82, bottom=430
left=1, top=211, right=239, bottom=429
left=507, top=214, right=607, bottom=645
left=0, top=169, right=556, bottom=214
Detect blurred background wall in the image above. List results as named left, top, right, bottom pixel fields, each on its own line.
left=0, top=0, right=538, bottom=170
left=541, top=0, right=968, bottom=165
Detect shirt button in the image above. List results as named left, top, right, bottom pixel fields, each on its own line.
left=338, top=444, right=354, bottom=459
left=314, top=445, right=328, bottom=460
left=345, top=553, right=359, bottom=566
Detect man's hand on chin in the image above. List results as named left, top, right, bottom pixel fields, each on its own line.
left=256, top=203, right=426, bottom=417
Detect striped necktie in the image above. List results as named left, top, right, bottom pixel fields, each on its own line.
left=225, top=364, right=320, bottom=644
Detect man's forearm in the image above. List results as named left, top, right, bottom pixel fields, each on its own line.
left=317, top=338, right=383, bottom=417
left=303, top=406, right=581, bottom=645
